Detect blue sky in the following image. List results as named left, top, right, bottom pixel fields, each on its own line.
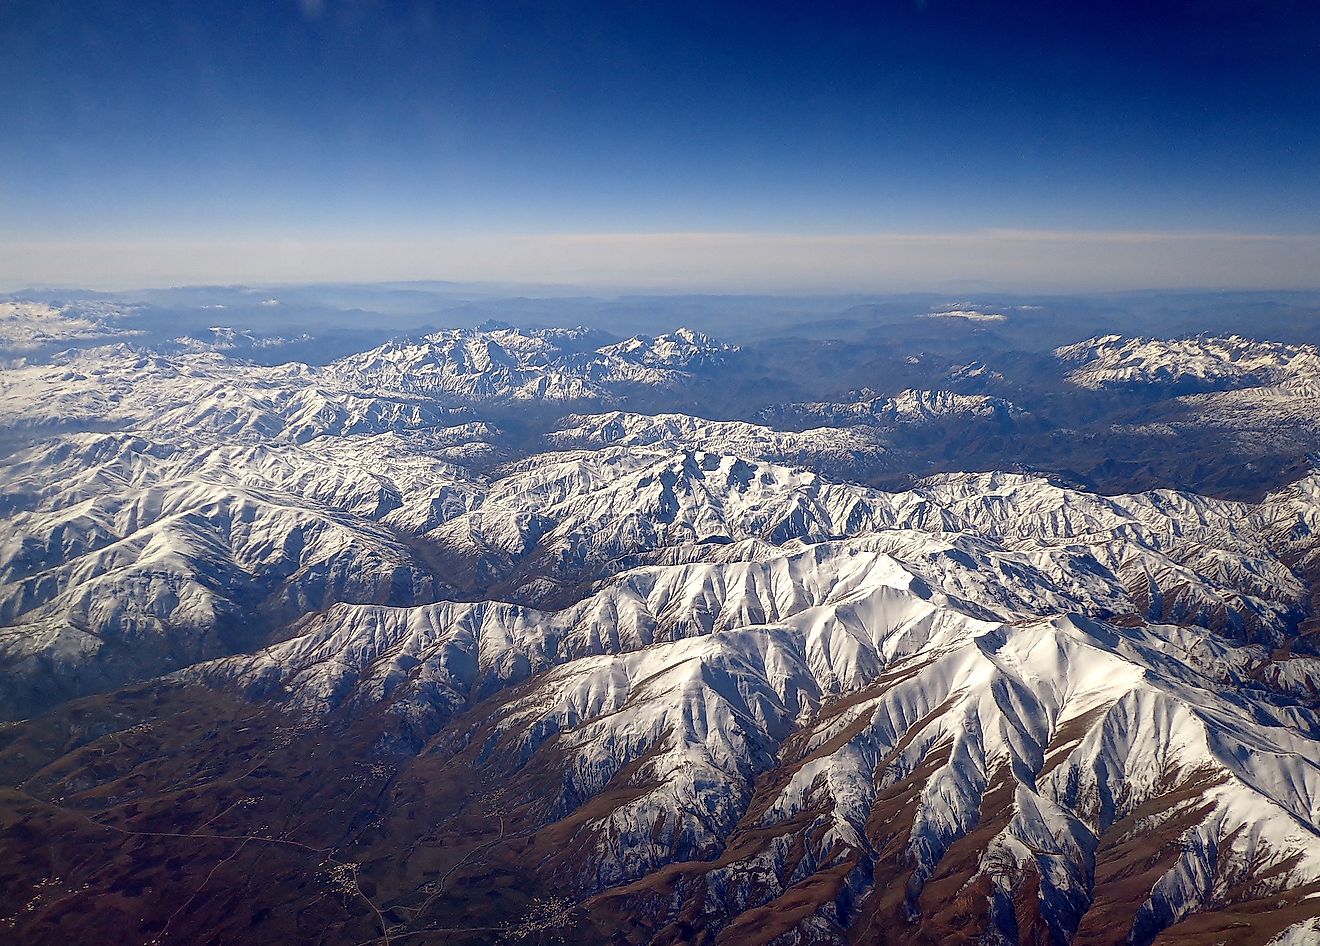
left=3, top=0, right=1320, bottom=289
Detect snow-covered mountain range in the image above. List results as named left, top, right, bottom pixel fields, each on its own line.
left=758, top=388, right=1022, bottom=428
left=1058, top=334, right=1320, bottom=469
left=328, top=324, right=738, bottom=404
left=3, top=312, right=1320, bottom=945
left=1056, top=334, right=1320, bottom=392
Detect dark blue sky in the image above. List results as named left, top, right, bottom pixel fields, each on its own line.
left=3, top=0, right=1319, bottom=287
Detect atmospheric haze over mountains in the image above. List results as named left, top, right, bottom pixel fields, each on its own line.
left=3, top=287, right=1320, bottom=946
